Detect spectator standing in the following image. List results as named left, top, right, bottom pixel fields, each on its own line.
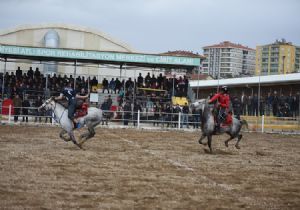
left=133, top=101, right=142, bottom=126
left=272, top=91, right=279, bottom=117
left=34, top=96, right=43, bottom=123
left=247, top=95, right=253, bottom=116
left=150, top=74, right=157, bottom=89
left=123, top=100, right=131, bottom=125
left=252, top=94, right=259, bottom=116
left=295, top=92, right=300, bottom=117
left=100, top=97, right=110, bottom=125
left=173, top=104, right=181, bottom=127
left=183, top=75, right=189, bottom=97
left=157, top=73, right=163, bottom=89
left=125, top=78, right=134, bottom=92
left=12, top=94, right=22, bottom=122
left=27, top=67, right=34, bottom=79
left=109, top=78, right=116, bottom=94
left=182, top=102, right=189, bottom=128
left=265, top=92, right=273, bottom=116
left=91, top=76, right=98, bottom=87
left=164, top=103, right=172, bottom=128
left=145, top=73, right=151, bottom=88
left=192, top=107, right=201, bottom=129
left=107, top=95, right=113, bottom=110
left=102, top=78, right=109, bottom=93
left=137, top=73, right=144, bottom=88
left=232, top=96, right=242, bottom=120
left=45, top=109, right=53, bottom=124
left=287, top=93, right=295, bottom=117
left=241, top=93, right=247, bottom=116
left=16, top=67, right=22, bottom=79
left=22, top=95, right=30, bottom=122
left=153, top=103, right=161, bottom=126
left=260, top=96, right=265, bottom=116
left=115, top=78, right=122, bottom=93
left=34, top=68, right=41, bottom=78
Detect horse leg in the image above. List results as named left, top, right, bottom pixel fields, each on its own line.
left=224, top=135, right=234, bottom=147
left=78, top=120, right=99, bottom=146
left=207, top=135, right=213, bottom=153
left=69, top=131, right=82, bottom=149
left=59, top=130, right=71, bottom=142
left=235, top=134, right=243, bottom=149
left=198, top=133, right=207, bottom=145
left=80, top=132, right=89, bottom=140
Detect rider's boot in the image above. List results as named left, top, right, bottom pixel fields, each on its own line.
left=73, top=119, right=81, bottom=129
left=215, top=123, right=220, bottom=134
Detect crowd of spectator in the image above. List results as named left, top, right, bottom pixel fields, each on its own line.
left=231, top=91, right=300, bottom=118
left=0, top=66, right=299, bottom=126
left=0, top=67, right=190, bottom=123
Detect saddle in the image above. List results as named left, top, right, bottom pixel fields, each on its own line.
left=75, top=102, right=88, bottom=118
left=221, top=113, right=233, bottom=127
left=213, top=108, right=233, bottom=129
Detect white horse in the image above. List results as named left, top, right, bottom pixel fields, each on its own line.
left=39, top=97, right=102, bottom=149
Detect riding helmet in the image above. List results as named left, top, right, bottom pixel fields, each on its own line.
left=221, top=86, right=228, bottom=93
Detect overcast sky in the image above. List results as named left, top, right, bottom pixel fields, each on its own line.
left=0, top=0, right=299, bottom=53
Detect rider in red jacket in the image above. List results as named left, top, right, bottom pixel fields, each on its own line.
left=209, top=86, right=230, bottom=131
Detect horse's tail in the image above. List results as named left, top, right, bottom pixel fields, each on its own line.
left=240, top=119, right=248, bottom=130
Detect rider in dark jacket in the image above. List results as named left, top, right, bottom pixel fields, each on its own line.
left=55, top=81, right=88, bottom=128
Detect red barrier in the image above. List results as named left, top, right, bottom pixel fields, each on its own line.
left=1, top=99, right=14, bottom=115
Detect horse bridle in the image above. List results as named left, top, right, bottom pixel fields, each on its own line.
left=47, top=99, right=67, bottom=124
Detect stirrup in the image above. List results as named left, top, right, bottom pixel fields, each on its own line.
left=76, top=122, right=82, bottom=129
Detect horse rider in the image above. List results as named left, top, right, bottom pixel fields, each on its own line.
left=209, top=86, right=230, bottom=132
left=55, top=81, right=89, bottom=128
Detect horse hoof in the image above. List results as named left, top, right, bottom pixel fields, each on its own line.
left=225, top=142, right=229, bottom=147
left=235, top=145, right=240, bottom=149
left=198, top=140, right=202, bottom=144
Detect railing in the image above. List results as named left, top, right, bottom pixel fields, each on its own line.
left=0, top=105, right=299, bottom=134
left=0, top=105, right=54, bottom=125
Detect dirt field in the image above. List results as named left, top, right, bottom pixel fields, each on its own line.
left=0, top=125, right=299, bottom=210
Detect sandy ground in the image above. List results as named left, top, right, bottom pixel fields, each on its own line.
left=0, top=125, right=299, bottom=210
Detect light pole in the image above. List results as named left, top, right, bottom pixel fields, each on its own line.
left=1, top=58, right=7, bottom=100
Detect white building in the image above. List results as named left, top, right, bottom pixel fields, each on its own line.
left=202, top=41, right=256, bottom=78
left=0, top=24, right=162, bottom=81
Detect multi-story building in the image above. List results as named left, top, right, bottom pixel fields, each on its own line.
left=202, top=41, right=256, bottom=78
left=256, top=39, right=300, bottom=75
left=295, top=46, right=300, bottom=72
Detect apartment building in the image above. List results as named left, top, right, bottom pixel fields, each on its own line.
left=202, top=41, right=256, bottom=78
left=256, top=39, right=300, bottom=75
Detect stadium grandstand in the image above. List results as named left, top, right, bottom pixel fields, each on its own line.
left=0, top=24, right=204, bottom=127
left=0, top=24, right=299, bottom=132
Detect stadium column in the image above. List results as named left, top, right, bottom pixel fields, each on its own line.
left=196, top=65, right=201, bottom=99
left=74, top=60, right=77, bottom=89
left=1, top=57, right=7, bottom=100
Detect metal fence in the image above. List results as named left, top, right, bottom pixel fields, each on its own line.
left=0, top=104, right=300, bottom=134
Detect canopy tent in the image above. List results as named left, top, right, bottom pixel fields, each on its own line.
left=0, top=44, right=200, bottom=68
left=0, top=44, right=202, bottom=100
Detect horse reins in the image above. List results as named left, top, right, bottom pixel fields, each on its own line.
left=51, top=101, right=66, bottom=124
